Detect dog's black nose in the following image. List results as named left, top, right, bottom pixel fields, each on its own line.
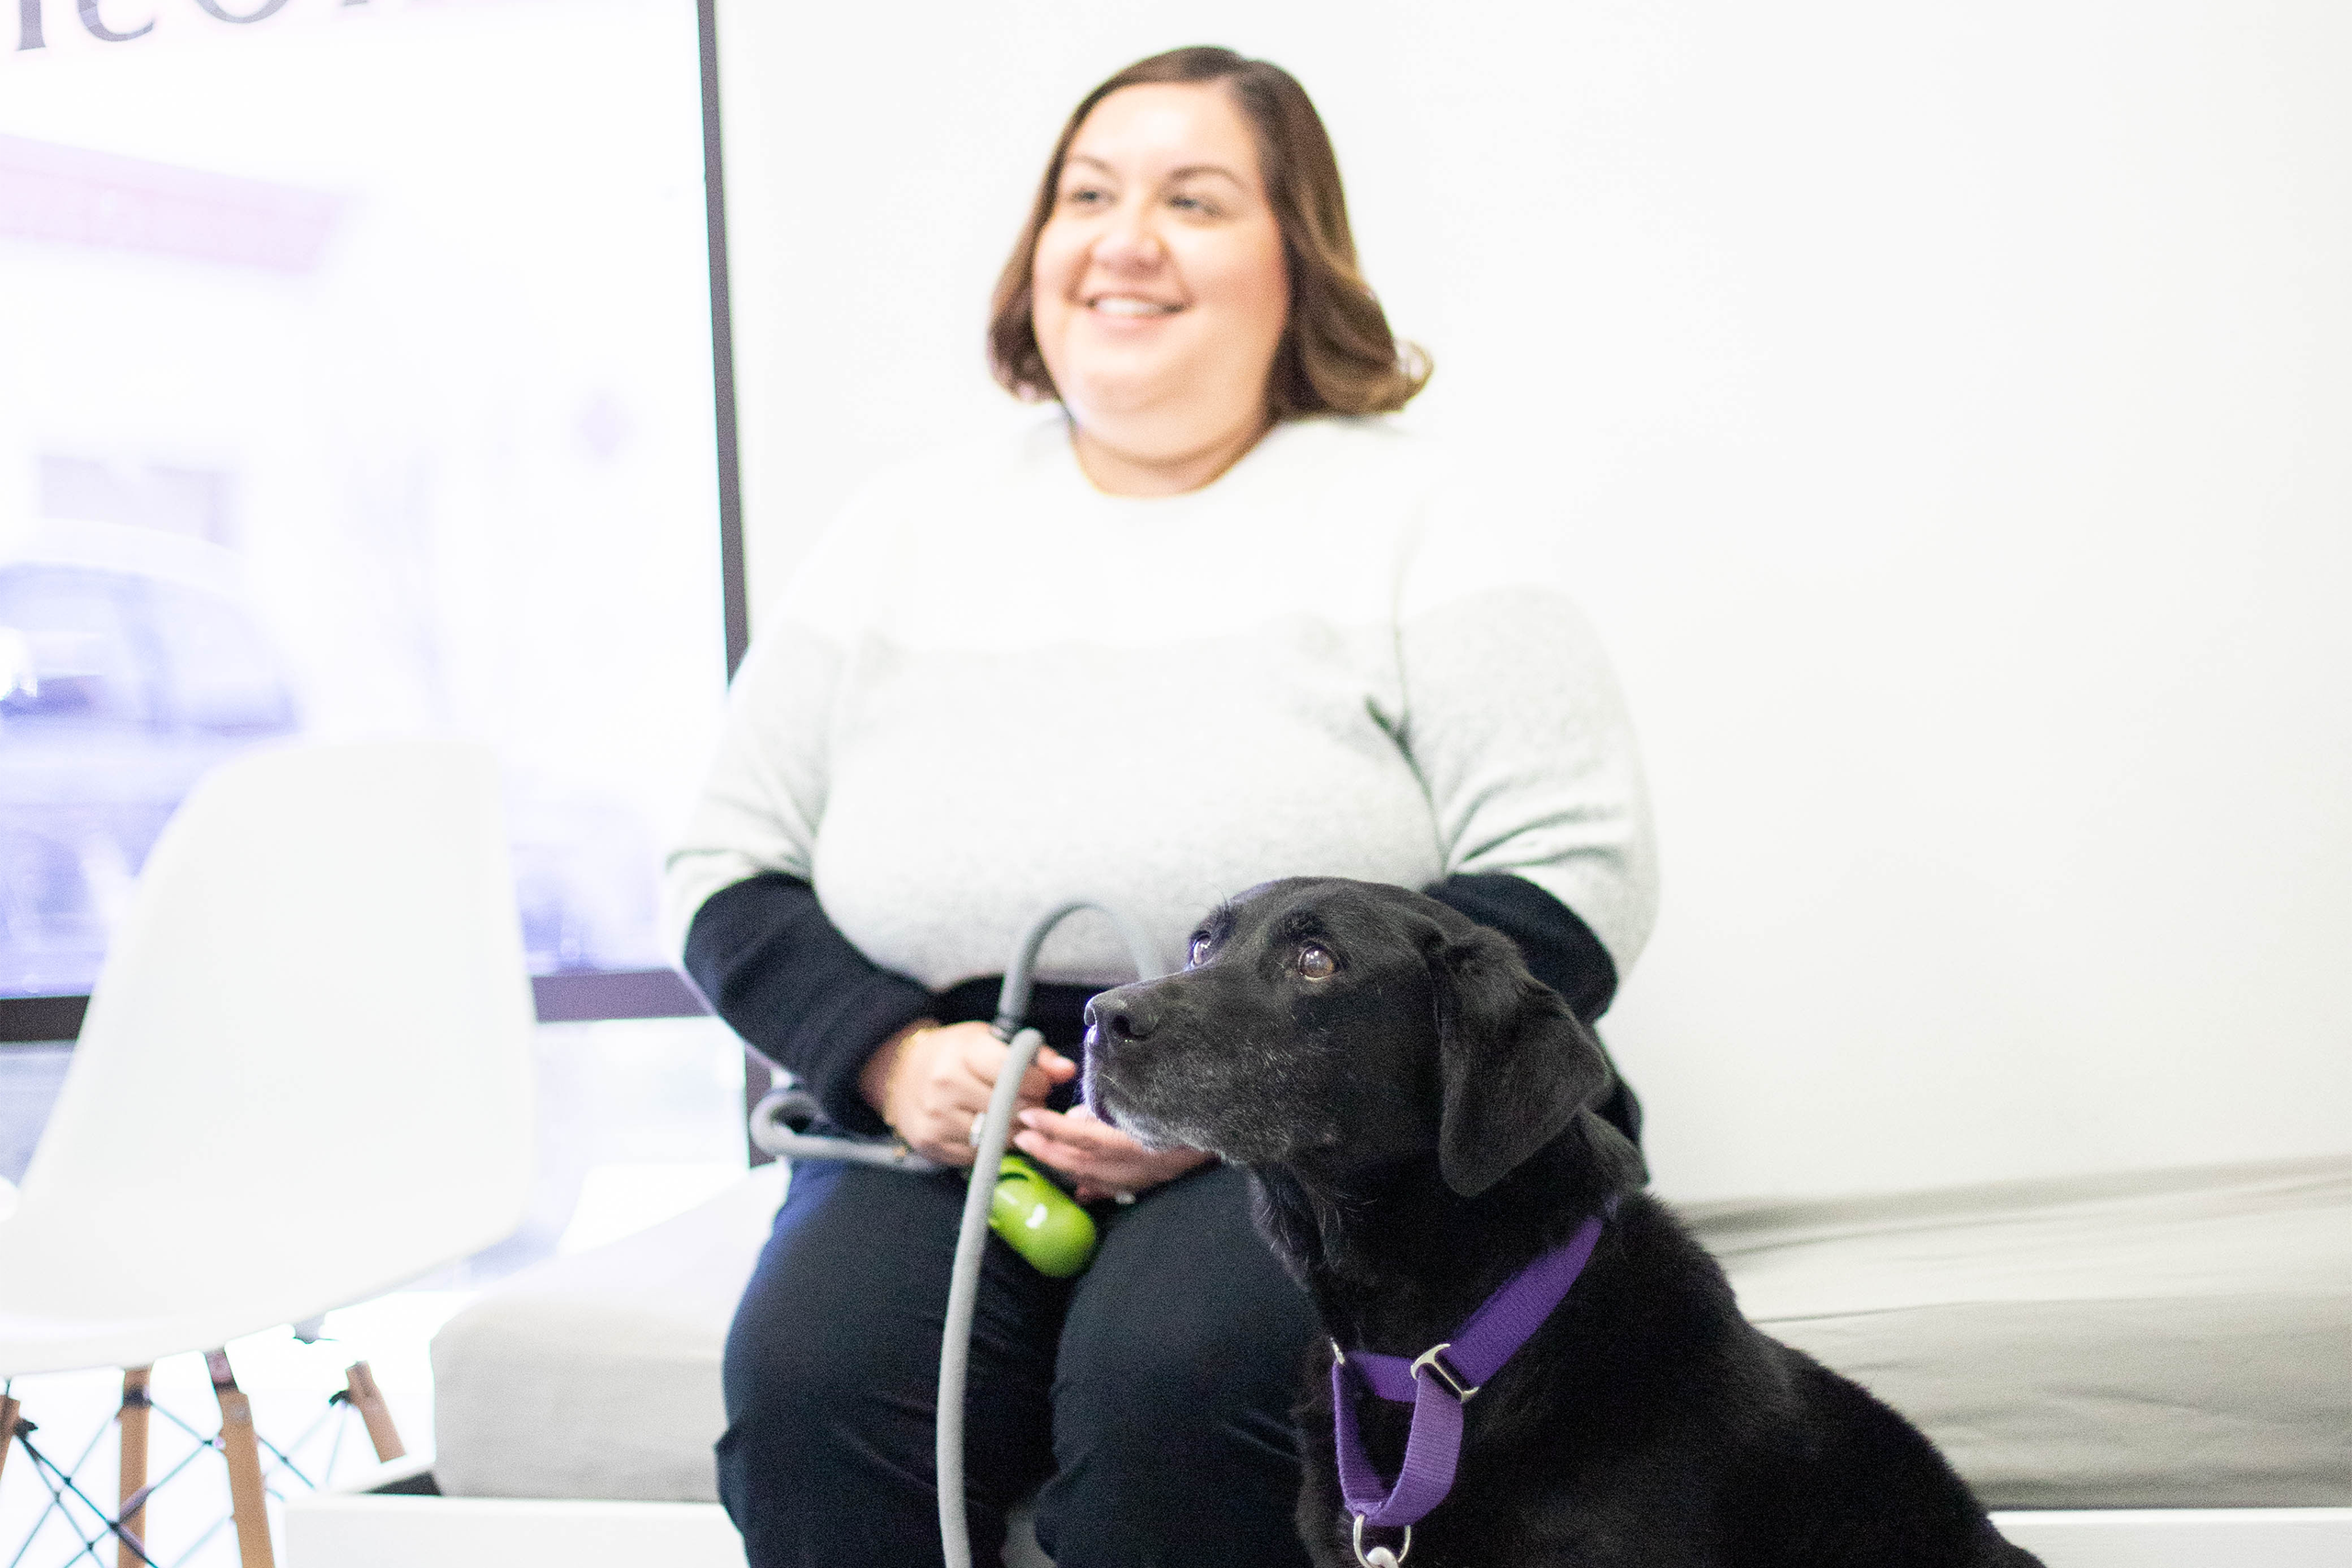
left=1085, top=988, right=1158, bottom=1044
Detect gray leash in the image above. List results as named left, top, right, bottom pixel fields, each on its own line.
left=748, top=900, right=1164, bottom=1568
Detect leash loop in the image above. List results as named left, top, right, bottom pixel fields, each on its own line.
left=1352, top=1515, right=1412, bottom=1567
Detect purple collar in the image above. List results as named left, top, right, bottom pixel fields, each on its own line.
left=1330, top=1203, right=1614, bottom=1555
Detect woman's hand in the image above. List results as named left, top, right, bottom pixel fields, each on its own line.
left=1013, top=1102, right=1212, bottom=1202
left=859, top=1020, right=1077, bottom=1168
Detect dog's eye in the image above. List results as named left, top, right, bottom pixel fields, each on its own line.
left=1187, top=931, right=1214, bottom=968
left=1296, top=942, right=1336, bottom=980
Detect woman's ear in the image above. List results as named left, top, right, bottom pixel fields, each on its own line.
left=1430, top=924, right=1634, bottom=1198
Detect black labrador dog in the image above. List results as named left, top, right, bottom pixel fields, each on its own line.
left=1082, top=877, right=2041, bottom=1568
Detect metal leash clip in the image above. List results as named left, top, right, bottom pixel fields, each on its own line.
left=1352, top=1514, right=1412, bottom=1567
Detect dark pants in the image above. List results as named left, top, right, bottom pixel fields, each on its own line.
left=718, top=1156, right=1321, bottom=1568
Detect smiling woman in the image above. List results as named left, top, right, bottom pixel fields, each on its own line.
left=668, top=41, right=1655, bottom=1568
left=989, top=46, right=1429, bottom=496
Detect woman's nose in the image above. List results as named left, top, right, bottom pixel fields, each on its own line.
left=1090, top=200, right=1164, bottom=269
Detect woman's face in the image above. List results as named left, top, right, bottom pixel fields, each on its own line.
left=1031, top=82, right=1290, bottom=468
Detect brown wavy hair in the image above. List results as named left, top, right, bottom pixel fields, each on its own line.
left=988, top=46, right=1430, bottom=418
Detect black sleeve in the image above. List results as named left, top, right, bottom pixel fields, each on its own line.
left=1424, top=872, right=1620, bottom=1023
left=682, top=871, right=930, bottom=1137
left=1425, top=872, right=1641, bottom=1148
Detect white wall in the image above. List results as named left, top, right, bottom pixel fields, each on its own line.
left=711, top=1, right=2352, bottom=1200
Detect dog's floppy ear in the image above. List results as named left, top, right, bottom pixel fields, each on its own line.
left=1429, top=923, right=1639, bottom=1198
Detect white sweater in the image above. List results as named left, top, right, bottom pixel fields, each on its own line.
left=666, top=414, right=1658, bottom=992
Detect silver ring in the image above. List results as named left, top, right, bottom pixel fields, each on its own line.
left=967, top=1111, right=986, bottom=1149
left=1113, top=1190, right=1137, bottom=1206
left=1352, top=1515, right=1411, bottom=1567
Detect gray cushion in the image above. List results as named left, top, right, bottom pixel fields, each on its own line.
left=431, top=1156, right=2352, bottom=1513
left=1691, top=1156, right=2352, bottom=1508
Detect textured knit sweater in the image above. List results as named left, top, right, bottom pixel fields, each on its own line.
left=666, top=414, right=1659, bottom=1135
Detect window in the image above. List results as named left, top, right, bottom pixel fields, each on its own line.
left=0, top=0, right=736, bottom=1021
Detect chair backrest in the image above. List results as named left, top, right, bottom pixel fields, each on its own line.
left=1, top=739, right=536, bottom=1328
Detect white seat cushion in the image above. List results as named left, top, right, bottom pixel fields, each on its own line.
left=431, top=1164, right=786, bottom=1502
left=1693, top=1155, right=2352, bottom=1509
left=431, top=1155, right=2352, bottom=1516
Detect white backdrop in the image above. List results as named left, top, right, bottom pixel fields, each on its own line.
left=710, top=0, right=2352, bottom=1200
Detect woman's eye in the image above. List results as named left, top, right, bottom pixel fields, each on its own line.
left=1063, top=185, right=1108, bottom=208
left=1296, top=943, right=1336, bottom=980
left=1187, top=932, right=1214, bottom=967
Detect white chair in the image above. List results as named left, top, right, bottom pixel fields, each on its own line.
left=0, top=739, right=537, bottom=1568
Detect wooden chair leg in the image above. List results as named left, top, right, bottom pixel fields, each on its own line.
left=206, top=1350, right=276, bottom=1568
left=119, top=1367, right=153, bottom=1568
left=341, top=1361, right=406, bottom=1463
left=0, top=1391, right=20, bottom=1491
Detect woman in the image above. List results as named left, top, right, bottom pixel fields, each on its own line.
left=668, top=45, right=1657, bottom=1568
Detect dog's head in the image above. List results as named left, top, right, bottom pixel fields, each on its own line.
left=1083, top=876, right=1642, bottom=1198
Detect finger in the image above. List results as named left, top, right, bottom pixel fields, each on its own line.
left=1014, top=1055, right=1068, bottom=1107
left=916, top=1097, right=983, bottom=1163
left=933, top=1040, right=1026, bottom=1126
left=942, top=1030, right=1074, bottom=1101
left=1016, top=1141, right=1123, bottom=1190
left=1011, top=1122, right=1116, bottom=1179
left=1008, top=1115, right=1089, bottom=1164
left=1013, top=1125, right=1164, bottom=1190
left=1015, top=1107, right=1126, bottom=1157
left=1039, top=1108, right=1164, bottom=1164
left=922, top=1076, right=996, bottom=1152
left=958, top=1032, right=1013, bottom=1088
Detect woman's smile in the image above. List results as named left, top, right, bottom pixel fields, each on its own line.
left=1085, top=293, right=1183, bottom=318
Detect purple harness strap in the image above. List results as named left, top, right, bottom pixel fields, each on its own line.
left=1330, top=1206, right=1611, bottom=1540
